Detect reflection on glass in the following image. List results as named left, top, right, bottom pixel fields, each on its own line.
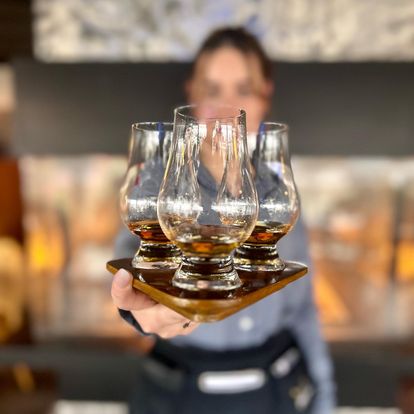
left=234, top=122, right=299, bottom=272
left=120, top=122, right=181, bottom=271
left=158, top=105, right=258, bottom=291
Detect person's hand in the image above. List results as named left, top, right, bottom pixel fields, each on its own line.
left=111, top=269, right=199, bottom=338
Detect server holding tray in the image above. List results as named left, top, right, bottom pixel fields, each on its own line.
left=109, top=27, right=335, bottom=414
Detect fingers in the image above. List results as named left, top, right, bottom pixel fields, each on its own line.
left=111, top=269, right=200, bottom=338
left=132, top=304, right=200, bottom=337
left=157, top=321, right=200, bottom=339
left=111, top=269, right=156, bottom=311
left=134, top=304, right=185, bottom=332
left=180, top=321, right=199, bottom=335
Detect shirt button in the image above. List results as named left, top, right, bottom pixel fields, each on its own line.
left=239, top=316, right=254, bottom=332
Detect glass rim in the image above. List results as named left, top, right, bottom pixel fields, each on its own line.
left=175, top=104, right=246, bottom=121
left=131, top=121, right=173, bottom=131
left=260, top=121, right=289, bottom=133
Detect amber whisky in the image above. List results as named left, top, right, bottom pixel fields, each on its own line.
left=245, top=221, right=291, bottom=246
left=175, top=225, right=244, bottom=258
left=128, top=220, right=172, bottom=244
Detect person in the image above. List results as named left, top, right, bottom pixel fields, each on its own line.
left=111, top=27, right=335, bottom=414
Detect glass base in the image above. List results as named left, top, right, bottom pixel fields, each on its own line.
left=172, top=256, right=242, bottom=291
left=132, top=243, right=181, bottom=271
left=233, top=244, right=286, bottom=272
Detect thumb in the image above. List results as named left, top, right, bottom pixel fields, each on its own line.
left=111, top=269, right=133, bottom=309
left=113, top=268, right=132, bottom=289
left=111, top=269, right=156, bottom=311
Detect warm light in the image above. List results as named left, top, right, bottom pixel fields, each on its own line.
left=397, top=240, right=414, bottom=282
left=25, top=211, right=66, bottom=277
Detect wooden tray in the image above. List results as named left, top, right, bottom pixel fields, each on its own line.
left=107, top=258, right=308, bottom=322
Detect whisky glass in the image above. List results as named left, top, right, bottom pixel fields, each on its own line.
left=157, top=105, right=258, bottom=291
left=234, top=122, right=299, bottom=272
left=120, top=122, right=181, bottom=270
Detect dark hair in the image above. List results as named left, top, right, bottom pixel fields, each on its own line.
left=190, top=27, right=273, bottom=81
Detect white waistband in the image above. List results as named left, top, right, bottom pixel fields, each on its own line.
left=198, top=369, right=266, bottom=394
left=197, top=347, right=300, bottom=394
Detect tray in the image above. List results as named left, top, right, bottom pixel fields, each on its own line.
left=107, top=258, right=308, bottom=322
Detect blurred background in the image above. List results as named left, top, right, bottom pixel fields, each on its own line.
left=0, top=0, right=413, bottom=413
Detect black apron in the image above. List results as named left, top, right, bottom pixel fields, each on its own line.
left=128, top=329, right=315, bottom=414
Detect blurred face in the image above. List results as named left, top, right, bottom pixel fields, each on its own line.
left=186, top=46, right=273, bottom=134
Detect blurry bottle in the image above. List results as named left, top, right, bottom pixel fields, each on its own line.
left=0, top=158, right=26, bottom=343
